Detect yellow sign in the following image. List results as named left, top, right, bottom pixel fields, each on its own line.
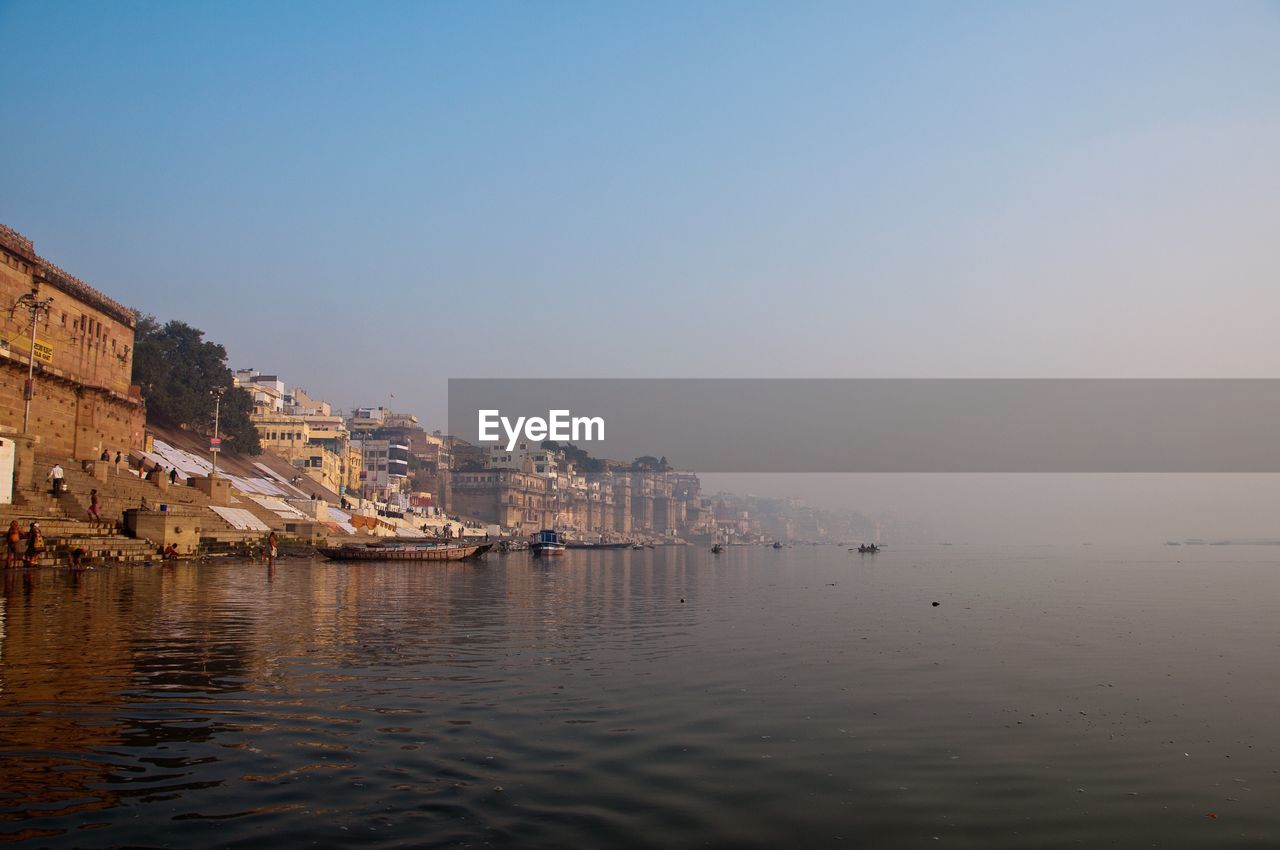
left=4, top=335, right=54, bottom=364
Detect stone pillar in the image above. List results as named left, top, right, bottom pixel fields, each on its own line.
left=11, top=432, right=40, bottom=493
left=190, top=475, right=232, bottom=506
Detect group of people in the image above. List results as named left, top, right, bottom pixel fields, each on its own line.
left=138, top=461, right=180, bottom=485
left=97, top=449, right=128, bottom=476
left=92, top=450, right=182, bottom=485
left=59, top=454, right=182, bottom=520
left=5, top=520, right=45, bottom=569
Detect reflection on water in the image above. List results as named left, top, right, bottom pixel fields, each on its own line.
left=1, top=546, right=1278, bottom=847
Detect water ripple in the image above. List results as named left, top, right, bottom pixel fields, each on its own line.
left=1, top=547, right=1278, bottom=847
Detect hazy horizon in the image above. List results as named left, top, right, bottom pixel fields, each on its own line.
left=2, top=0, right=1277, bottom=540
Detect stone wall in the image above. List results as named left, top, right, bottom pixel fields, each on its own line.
left=0, top=224, right=144, bottom=458
left=0, top=358, right=143, bottom=458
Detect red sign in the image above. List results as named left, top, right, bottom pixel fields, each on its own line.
left=210, top=437, right=222, bottom=447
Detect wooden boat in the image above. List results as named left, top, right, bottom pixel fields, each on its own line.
left=856, top=544, right=880, bottom=554
left=711, top=543, right=724, bottom=554
left=531, top=529, right=566, bottom=556
left=319, top=541, right=492, bottom=561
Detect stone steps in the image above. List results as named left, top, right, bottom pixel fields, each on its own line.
left=23, top=451, right=327, bottom=558
left=51, top=536, right=158, bottom=563
left=0, top=507, right=117, bottom=535
left=36, top=450, right=243, bottom=532
left=6, top=489, right=66, bottom=517
left=2, top=513, right=159, bottom=566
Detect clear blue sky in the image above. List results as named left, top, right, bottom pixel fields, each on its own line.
left=2, top=0, right=1277, bottom=428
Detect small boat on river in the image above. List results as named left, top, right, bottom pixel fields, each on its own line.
left=319, top=541, right=492, bottom=561
left=531, top=529, right=566, bottom=556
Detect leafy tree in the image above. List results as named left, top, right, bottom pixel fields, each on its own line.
left=132, top=313, right=262, bottom=455
left=631, top=455, right=670, bottom=472
left=542, top=440, right=604, bottom=473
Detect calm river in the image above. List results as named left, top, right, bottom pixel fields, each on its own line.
left=1, top=545, right=1277, bottom=847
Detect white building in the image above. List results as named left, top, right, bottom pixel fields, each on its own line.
left=356, top=437, right=409, bottom=498
left=486, top=441, right=559, bottom=477
left=234, top=369, right=287, bottom=413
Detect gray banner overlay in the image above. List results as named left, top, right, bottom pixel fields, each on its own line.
left=447, top=379, right=1280, bottom=472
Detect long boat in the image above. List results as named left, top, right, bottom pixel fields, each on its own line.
left=318, top=542, right=493, bottom=561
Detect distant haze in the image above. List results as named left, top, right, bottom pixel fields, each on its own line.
left=701, top=473, right=1280, bottom=545
left=1, top=1, right=1277, bottom=540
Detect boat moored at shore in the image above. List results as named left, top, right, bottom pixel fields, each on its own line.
left=319, top=541, right=492, bottom=561
left=531, top=529, right=566, bottom=556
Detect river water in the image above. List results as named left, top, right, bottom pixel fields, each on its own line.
left=1, top=545, right=1277, bottom=848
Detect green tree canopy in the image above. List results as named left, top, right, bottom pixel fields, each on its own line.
left=542, top=441, right=605, bottom=473
left=631, top=455, right=671, bottom=472
left=132, top=314, right=261, bottom=455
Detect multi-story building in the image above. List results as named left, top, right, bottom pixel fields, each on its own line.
left=451, top=467, right=557, bottom=531
left=450, top=453, right=701, bottom=539
left=355, top=437, right=409, bottom=501
left=0, top=224, right=144, bottom=459
left=347, top=406, right=389, bottom=436
left=243, top=373, right=355, bottom=494
left=486, top=440, right=561, bottom=477
left=234, top=370, right=287, bottom=414
left=284, top=386, right=330, bottom=417
left=252, top=413, right=351, bottom=494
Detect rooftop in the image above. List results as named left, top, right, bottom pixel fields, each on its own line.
left=0, top=223, right=136, bottom=327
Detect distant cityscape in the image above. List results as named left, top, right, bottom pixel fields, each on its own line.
left=1, top=221, right=884, bottom=548
left=236, top=368, right=885, bottom=544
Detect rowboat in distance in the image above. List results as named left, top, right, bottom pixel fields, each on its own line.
left=318, top=541, right=493, bottom=561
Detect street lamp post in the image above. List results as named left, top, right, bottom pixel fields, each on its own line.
left=11, top=289, right=55, bottom=434
left=211, top=386, right=226, bottom=476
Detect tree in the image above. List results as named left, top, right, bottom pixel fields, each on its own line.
left=631, top=455, right=670, bottom=472
left=542, top=440, right=605, bottom=473
left=132, top=313, right=262, bottom=455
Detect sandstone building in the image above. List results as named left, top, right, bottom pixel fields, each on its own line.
left=0, top=224, right=143, bottom=458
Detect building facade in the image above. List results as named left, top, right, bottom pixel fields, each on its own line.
left=355, top=437, right=409, bottom=501
left=0, top=224, right=144, bottom=458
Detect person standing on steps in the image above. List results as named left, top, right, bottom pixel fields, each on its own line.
left=4, top=521, right=21, bottom=569
left=169, top=467, right=178, bottom=485
left=266, top=531, right=279, bottom=566
left=88, top=489, right=101, bottom=521
left=48, top=463, right=65, bottom=496
left=114, top=451, right=124, bottom=476
left=24, top=522, right=44, bottom=567
left=100, top=449, right=110, bottom=462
